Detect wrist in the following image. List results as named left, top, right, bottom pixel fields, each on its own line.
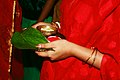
left=55, top=22, right=61, bottom=29
left=67, top=42, right=80, bottom=57
left=52, top=21, right=61, bottom=29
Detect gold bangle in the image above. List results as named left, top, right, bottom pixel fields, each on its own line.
left=89, top=48, right=98, bottom=67
left=85, top=47, right=96, bottom=63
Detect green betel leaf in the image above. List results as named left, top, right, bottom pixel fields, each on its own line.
left=11, top=27, right=48, bottom=49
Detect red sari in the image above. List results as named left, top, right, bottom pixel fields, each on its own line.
left=0, top=0, right=23, bottom=80
left=40, top=0, right=120, bottom=80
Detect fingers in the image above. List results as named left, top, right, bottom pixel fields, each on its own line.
left=51, top=22, right=59, bottom=29
left=36, top=43, right=54, bottom=54
left=35, top=40, right=71, bottom=60
left=32, top=22, right=51, bottom=28
left=35, top=49, right=55, bottom=58
left=35, top=43, right=56, bottom=58
left=35, top=51, right=48, bottom=57
left=36, top=43, right=55, bottom=49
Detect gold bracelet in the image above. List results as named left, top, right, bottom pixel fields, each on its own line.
left=89, top=48, right=98, bottom=67
left=85, top=47, right=96, bottom=64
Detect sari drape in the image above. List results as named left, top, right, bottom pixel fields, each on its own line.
left=40, top=0, right=120, bottom=80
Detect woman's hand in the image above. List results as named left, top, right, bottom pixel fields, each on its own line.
left=32, top=22, right=58, bottom=29
left=32, top=22, right=59, bottom=36
left=32, top=22, right=51, bottom=29
left=35, top=39, right=103, bottom=68
left=35, top=39, right=75, bottom=60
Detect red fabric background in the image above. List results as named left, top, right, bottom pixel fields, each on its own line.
left=0, top=0, right=23, bottom=80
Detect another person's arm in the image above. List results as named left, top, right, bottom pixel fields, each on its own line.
left=52, top=0, right=61, bottom=22
left=37, top=0, right=55, bottom=22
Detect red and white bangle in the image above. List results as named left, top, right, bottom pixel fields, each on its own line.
left=54, top=22, right=61, bottom=29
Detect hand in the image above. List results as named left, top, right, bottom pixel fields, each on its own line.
left=32, top=22, right=51, bottom=29
left=35, top=39, right=75, bottom=60
left=32, top=22, right=58, bottom=29
left=32, top=22, right=59, bottom=36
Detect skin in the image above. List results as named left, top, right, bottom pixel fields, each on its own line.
left=37, top=0, right=55, bottom=22
left=32, top=22, right=104, bottom=69
left=52, top=0, right=62, bottom=22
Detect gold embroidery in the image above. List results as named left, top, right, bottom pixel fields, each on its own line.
left=8, top=0, right=16, bottom=80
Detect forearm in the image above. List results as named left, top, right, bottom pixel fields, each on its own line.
left=52, top=0, right=61, bottom=22
left=37, top=0, right=55, bottom=22
left=70, top=43, right=103, bottom=69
